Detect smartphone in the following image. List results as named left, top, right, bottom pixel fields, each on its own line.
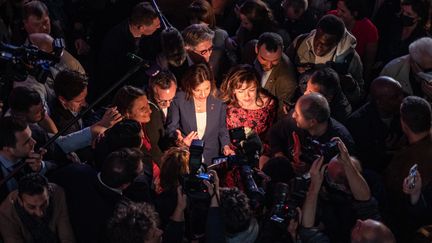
left=408, top=164, right=418, bottom=189
left=212, top=156, right=228, bottom=165
left=196, top=172, right=212, bottom=181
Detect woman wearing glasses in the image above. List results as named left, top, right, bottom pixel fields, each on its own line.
left=166, top=63, right=235, bottom=164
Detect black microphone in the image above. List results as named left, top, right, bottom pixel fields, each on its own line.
left=127, top=53, right=161, bottom=77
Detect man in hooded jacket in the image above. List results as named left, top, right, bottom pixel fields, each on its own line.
left=287, top=14, right=364, bottom=107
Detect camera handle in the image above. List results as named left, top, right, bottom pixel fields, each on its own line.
left=0, top=54, right=148, bottom=188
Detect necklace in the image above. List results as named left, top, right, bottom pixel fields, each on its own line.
left=195, top=99, right=206, bottom=112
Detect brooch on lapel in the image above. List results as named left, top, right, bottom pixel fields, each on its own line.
left=210, top=104, right=215, bottom=111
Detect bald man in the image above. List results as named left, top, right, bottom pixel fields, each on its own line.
left=268, top=93, right=355, bottom=174
left=28, top=33, right=85, bottom=75
left=351, top=219, right=396, bottom=243
left=301, top=139, right=382, bottom=243
left=346, top=76, right=405, bottom=173
left=13, top=33, right=85, bottom=114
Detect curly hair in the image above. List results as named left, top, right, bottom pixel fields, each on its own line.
left=219, top=64, right=266, bottom=108
left=219, top=187, right=253, bottom=234
left=108, top=201, right=160, bottom=243
left=159, top=147, right=190, bottom=191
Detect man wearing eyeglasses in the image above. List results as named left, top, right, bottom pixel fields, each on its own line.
left=182, top=23, right=215, bottom=65
left=381, top=37, right=432, bottom=102
left=145, top=71, right=178, bottom=164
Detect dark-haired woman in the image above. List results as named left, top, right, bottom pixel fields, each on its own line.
left=166, top=63, right=234, bottom=164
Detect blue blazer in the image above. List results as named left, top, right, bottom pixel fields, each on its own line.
left=166, top=91, right=230, bottom=164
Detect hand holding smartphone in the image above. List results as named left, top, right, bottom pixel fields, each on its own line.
left=408, top=164, right=418, bottom=190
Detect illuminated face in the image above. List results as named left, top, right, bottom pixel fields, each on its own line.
left=19, top=189, right=49, bottom=218
left=313, top=29, right=338, bottom=57
left=60, top=87, right=88, bottom=113
left=192, top=80, right=211, bottom=101
left=11, top=126, right=36, bottom=159
left=24, top=13, right=51, bottom=34
left=234, top=82, right=258, bottom=108
left=304, top=81, right=322, bottom=95
left=240, top=14, right=253, bottom=30
left=127, top=96, right=152, bottom=124
left=19, top=189, right=49, bottom=219
left=153, top=82, right=177, bottom=109
left=191, top=40, right=213, bottom=63
left=256, top=44, right=282, bottom=71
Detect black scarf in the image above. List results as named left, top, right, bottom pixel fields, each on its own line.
left=14, top=198, right=58, bottom=243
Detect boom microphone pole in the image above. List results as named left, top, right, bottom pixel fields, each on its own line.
left=150, top=0, right=170, bottom=29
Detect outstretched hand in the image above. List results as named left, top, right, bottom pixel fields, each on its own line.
left=309, top=156, right=327, bottom=194
left=176, top=130, right=198, bottom=147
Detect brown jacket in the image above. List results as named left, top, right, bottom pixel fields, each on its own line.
left=385, top=135, right=432, bottom=197
left=0, top=183, right=75, bottom=243
left=254, top=53, right=298, bottom=117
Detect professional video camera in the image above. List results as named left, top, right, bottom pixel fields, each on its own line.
left=212, top=127, right=263, bottom=168
left=269, top=173, right=310, bottom=228
left=0, top=39, right=64, bottom=84
left=211, top=127, right=265, bottom=207
left=180, top=139, right=213, bottom=200
left=298, top=138, right=338, bottom=164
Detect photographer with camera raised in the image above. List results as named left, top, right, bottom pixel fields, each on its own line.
left=300, top=138, right=382, bottom=243
left=268, top=92, right=355, bottom=174
left=155, top=145, right=232, bottom=242
left=12, top=32, right=85, bottom=114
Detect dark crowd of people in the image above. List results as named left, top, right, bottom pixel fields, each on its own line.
left=1, top=0, right=432, bottom=242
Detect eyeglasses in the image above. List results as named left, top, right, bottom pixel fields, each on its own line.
left=194, top=46, right=213, bottom=56
left=156, top=98, right=174, bottom=106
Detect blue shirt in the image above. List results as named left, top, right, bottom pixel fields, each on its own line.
left=0, top=154, right=47, bottom=193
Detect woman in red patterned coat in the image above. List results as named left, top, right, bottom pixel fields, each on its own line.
left=219, top=64, right=276, bottom=188
left=220, top=64, right=276, bottom=142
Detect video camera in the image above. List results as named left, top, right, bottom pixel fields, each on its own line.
left=269, top=173, right=310, bottom=227
left=298, top=138, right=338, bottom=164
left=180, top=139, right=213, bottom=200
left=212, top=127, right=263, bottom=168
left=211, top=127, right=265, bottom=207
left=0, top=39, right=64, bottom=83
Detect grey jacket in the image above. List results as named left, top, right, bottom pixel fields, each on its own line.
left=288, top=29, right=364, bottom=106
